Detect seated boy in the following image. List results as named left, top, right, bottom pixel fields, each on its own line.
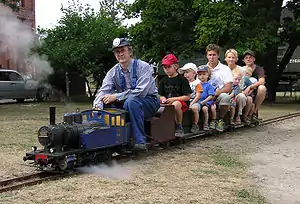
left=158, top=54, right=192, bottom=137
left=179, top=63, right=203, bottom=133
left=197, top=65, right=217, bottom=131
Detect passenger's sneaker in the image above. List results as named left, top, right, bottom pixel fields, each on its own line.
left=242, top=116, right=251, bottom=124
left=229, top=118, right=234, bottom=125
left=209, top=120, right=216, bottom=130
left=251, top=114, right=262, bottom=124
left=203, top=123, right=209, bottom=131
left=190, top=124, right=200, bottom=133
left=216, top=119, right=224, bottom=132
left=175, top=126, right=185, bottom=137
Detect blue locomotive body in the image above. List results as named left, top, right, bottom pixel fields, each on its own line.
left=80, top=109, right=131, bottom=150
left=23, top=108, right=136, bottom=171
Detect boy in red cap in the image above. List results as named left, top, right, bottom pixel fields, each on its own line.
left=158, top=54, right=192, bottom=137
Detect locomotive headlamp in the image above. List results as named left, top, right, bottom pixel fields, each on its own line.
left=31, top=146, right=37, bottom=151
left=49, top=148, right=55, bottom=153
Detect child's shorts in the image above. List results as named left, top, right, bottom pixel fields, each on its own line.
left=201, top=104, right=212, bottom=112
left=178, top=100, right=189, bottom=112
left=190, top=103, right=201, bottom=111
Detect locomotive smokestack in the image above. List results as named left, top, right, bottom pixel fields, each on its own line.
left=49, top=107, right=56, bottom=125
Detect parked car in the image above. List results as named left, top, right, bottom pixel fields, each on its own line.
left=0, top=69, right=51, bottom=103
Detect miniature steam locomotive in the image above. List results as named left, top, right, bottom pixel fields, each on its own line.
left=23, top=106, right=176, bottom=171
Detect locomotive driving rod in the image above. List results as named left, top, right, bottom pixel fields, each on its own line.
left=1, top=112, right=300, bottom=193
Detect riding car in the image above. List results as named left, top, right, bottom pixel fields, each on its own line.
left=0, top=69, right=50, bottom=103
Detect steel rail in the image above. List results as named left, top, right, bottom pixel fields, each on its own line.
left=0, top=172, right=72, bottom=193
left=260, top=112, right=300, bottom=126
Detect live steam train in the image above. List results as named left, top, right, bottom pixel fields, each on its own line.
left=23, top=106, right=258, bottom=171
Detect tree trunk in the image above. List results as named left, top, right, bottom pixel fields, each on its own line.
left=92, top=81, right=101, bottom=99
left=264, top=48, right=278, bottom=103
left=264, top=43, right=297, bottom=103
left=85, top=78, right=93, bottom=99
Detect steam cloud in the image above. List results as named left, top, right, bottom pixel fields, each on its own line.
left=0, top=5, right=53, bottom=80
left=78, top=160, right=135, bottom=180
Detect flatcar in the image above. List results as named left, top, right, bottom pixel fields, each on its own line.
left=23, top=106, right=258, bottom=171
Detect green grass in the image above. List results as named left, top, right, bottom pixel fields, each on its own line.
left=211, top=150, right=243, bottom=168
left=235, top=188, right=268, bottom=204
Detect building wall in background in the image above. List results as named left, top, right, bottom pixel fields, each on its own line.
left=0, top=0, right=35, bottom=72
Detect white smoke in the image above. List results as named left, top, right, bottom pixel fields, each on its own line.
left=0, top=5, right=53, bottom=80
left=78, top=160, right=135, bottom=180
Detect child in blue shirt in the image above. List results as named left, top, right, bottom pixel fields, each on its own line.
left=197, top=65, right=217, bottom=131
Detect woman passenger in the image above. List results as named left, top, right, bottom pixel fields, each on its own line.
left=224, top=49, right=248, bottom=124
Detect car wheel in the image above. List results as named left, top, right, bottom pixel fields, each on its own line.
left=36, top=88, right=50, bottom=102
left=16, top=99, right=25, bottom=103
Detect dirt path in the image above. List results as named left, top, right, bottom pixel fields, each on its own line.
left=200, top=117, right=300, bottom=204
left=247, top=121, right=300, bottom=204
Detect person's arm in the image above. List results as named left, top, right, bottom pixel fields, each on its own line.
left=200, top=95, right=213, bottom=105
left=244, top=67, right=265, bottom=94
left=215, top=82, right=232, bottom=96
left=190, top=92, right=201, bottom=107
left=160, top=96, right=167, bottom=104
left=215, top=67, right=233, bottom=96
left=115, top=60, right=154, bottom=101
left=167, top=95, right=191, bottom=104
left=93, top=69, right=116, bottom=109
left=249, top=77, right=265, bottom=90
left=190, top=84, right=203, bottom=107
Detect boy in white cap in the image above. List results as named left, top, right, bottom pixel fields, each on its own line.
left=179, top=63, right=203, bottom=133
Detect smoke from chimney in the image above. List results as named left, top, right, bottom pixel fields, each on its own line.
left=0, top=5, right=53, bottom=80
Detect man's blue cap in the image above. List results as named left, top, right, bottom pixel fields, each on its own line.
left=197, top=65, right=209, bottom=73
left=112, top=38, right=131, bottom=50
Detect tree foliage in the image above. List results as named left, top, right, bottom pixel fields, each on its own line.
left=100, top=0, right=128, bottom=21
left=127, top=0, right=198, bottom=62
left=36, top=0, right=125, bottom=98
left=194, top=0, right=282, bottom=58
left=126, top=0, right=300, bottom=102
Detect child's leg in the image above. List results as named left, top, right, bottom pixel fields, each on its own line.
left=191, top=104, right=200, bottom=124
left=172, top=101, right=183, bottom=124
left=249, top=103, right=255, bottom=116
left=209, top=105, right=217, bottom=129
left=230, top=106, right=235, bottom=124
left=202, top=106, right=209, bottom=125
left=211, top=104, right=217, bottom=120
left=172, top=101, right=185, bottom=136
left=230, top=106, right=235, bottom=120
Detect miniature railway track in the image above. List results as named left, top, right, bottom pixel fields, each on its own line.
left=1, top=112, right=300, bottom=194
left=0, top=172, right=73, bottom=193
left=260, top=112, right=300, bottom=126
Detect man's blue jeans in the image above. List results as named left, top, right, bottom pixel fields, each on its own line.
left=104, top=96, right=160, bottom=144
left=123, top=96, right=160, bottom=144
